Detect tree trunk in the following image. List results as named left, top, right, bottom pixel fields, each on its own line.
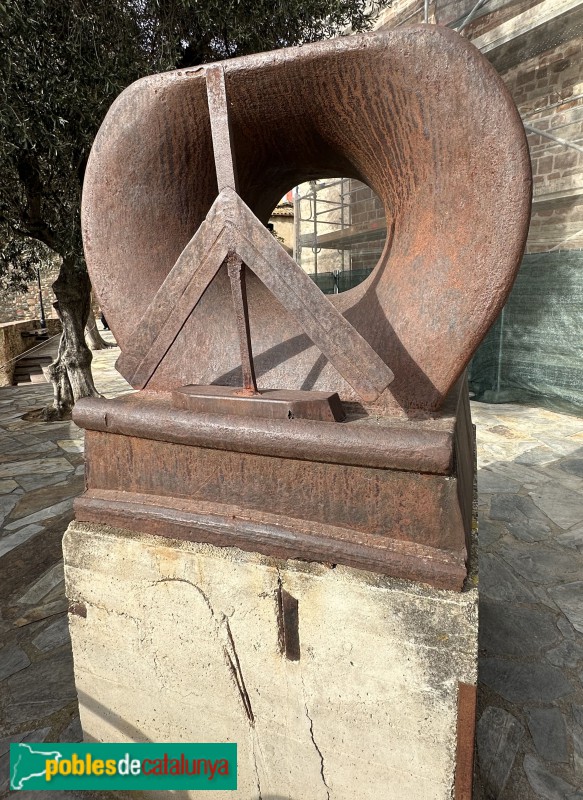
left=85, top=314, right=115, bottom=350
left=43, top=255, right=101, bottom=420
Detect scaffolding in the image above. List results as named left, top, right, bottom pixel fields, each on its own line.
left=294, top=178, right=387, bottom=280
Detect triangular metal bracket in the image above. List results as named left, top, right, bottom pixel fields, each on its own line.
left=116, top=188, right=394, bottom=402
left=117, top=63, right=394, bottom=403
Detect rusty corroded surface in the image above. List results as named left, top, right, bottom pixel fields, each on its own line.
left=226, top=254, right=258, bottom=395
left=73, top=378, right=474, bottom=589
left=75, top=28, right=530, bottom=587
left=455, top=683, right=478, bottom=800
left=73, top=384, right=463, bottom=475
left=75, top=490, right=467, bottom=591
left=114, top=188, right=394, bottom=403
left=82, top=25, right=531, bottom=414
left=173, top=385, right=346, bottom=422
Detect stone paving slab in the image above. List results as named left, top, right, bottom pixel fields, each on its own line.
left=0, top=338, right=127, bottom=798
left=474, top=401, right=583, bottom=799
left=0, top=337, right=582, bottom=799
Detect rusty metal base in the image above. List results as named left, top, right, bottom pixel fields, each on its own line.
left=455, top=682, right=478, bottom=800
left=173, top=385, right=345, bottom=422
left=73, top=378, right=475, bottom=591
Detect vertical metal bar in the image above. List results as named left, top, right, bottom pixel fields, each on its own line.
left=340, top=178, right=346, bottom=274
left=226, top=252, right=258, bottom=395
left=454, top=683, right=477, bottom=800
left=206, top=65, right=258, bottom=395
left=205, top=65, right=238, bottom=192
left=293, top=186, right=301, bottom=266
left=424, top=0, right=429, bottom=23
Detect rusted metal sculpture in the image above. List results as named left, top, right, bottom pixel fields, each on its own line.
left=74, top=25, right=531, bottom=591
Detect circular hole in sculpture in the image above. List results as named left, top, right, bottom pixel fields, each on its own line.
left=269, top=178, right=388, bottom=294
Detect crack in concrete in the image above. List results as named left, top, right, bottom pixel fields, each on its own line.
left=304, top=703, right=330, bottom=800
left=147, top=577, right=255, bottom=724
left=81, top=599, right=139, bottom=626
left=222, top=615, right=255, bottom=725
left=297, top=618, right=329, bottom=799
left=251, top=736, right=263, bottom=800
left=153, top=576, right=215, bottom=616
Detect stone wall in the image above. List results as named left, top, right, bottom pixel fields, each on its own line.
left=269, top=208, right=294, bottom=254
left=502, top=36, right=583, bottom=253
left=374, top=5, right=583, bottom=256
left=347, top=180, right=387, bottom=272
left=0, top=262, right=60, bottom=325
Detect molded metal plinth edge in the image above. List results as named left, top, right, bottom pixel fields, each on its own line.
left=73, top=391, right=456, bottom=475
left=74, top=489, right=468, bottom=591
left=73, top=384, right=473, bottom=591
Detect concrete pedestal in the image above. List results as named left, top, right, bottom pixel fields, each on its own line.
left=64, top=522, right=477, bottom=800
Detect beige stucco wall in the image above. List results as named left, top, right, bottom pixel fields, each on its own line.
left=270, top=213, right=294, bottom=254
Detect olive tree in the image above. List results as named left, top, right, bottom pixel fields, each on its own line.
left=0, top=0, right=384, bottom=417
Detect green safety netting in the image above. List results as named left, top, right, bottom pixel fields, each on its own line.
left=468, top=250, right=583, bottom=416
left=309, top=251, right=583, bottom=415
